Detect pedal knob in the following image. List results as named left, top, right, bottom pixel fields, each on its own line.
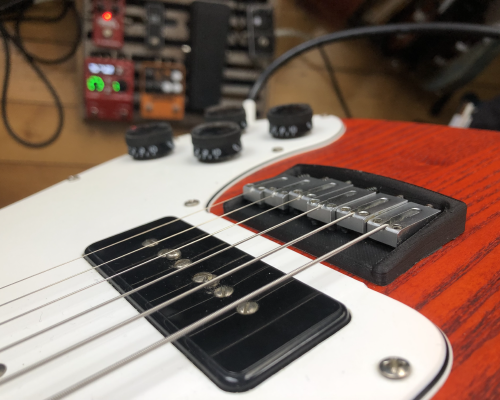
left=125, top=122, right=174, bottom=160
left=191, top=121, right=242, bottom=163
left=204, top=105, right=247, bottom=130
left=267, top=103, right=313, bottom=139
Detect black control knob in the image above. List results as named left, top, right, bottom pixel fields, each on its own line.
left=125, top=122, right=174, bottom=160
left=204, top=105, right=247, bottom=130
left=267, top=103, right=313, bottom=139
left=191, top=122, right=242, bottom=163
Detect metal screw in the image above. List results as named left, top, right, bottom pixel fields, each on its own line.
left=257, top=36, right=270, bottom=47
left=310, top=199, right=320, bottom=205
left=214, top=285, right=234, bottom=298
left=397, top=194, right=405, bottom=198
left=236, top=301, right=259, bottom=315
left=366, top=187, right=377, bottom=192
left=181, top=44, right=191, bottom=53
left=192, top=272, right=218, bottom=287
left=340, top=206, right=351, bottom=212
left=158, top=248, right=181, bottom=260
left=373, top=218, right=382, bottom=224
left=379, top=357, right=411, bottom=379
left=184, top=199, right=199, bottom=207
left=0, top=364, right=6, bottom=378
left=149, top=36, right=160, bottom=46
left=272, top=146, right=283, bottom=152
left=322, top=177, right=330, bottom=181
left=345, top=180, right=352, bottom=184
left=358, top=210, right=370, bottom=216
left=391, top=224, right=403, bottom=230
left=426, top=204, right=434, bottom=208
left=293, top=189, right=303, bottom=194
left=280, top=190, right=288, bottom=195
left=142, top=238, right=158, bottom=248
left=67, top=175, right=80, bottom=181
left=174, top=259, right=191, bottom=269
left=326, top=203, right=336, bottom=209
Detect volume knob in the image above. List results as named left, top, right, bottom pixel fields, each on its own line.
left=267, top=103, right=313, bottom=139
left=204, top=105, right=247, bottom=130
left=191, top=122, right=242, bottom=163
left=125, top=122, right=174, bottom=160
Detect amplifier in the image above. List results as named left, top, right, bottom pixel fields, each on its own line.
left=82, top=0, right=274, bottom=123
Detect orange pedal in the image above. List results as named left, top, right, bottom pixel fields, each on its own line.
left=139, top=62, right=186, bottom=120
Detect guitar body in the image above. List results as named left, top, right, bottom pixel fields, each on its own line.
left=214, top=119, right=500, bottom=400
left=0, top=116, right=497, bottom=399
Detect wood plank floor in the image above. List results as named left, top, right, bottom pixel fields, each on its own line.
left=1, top=0, right=500, bottom=208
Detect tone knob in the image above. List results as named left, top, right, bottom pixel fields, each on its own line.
left=125, top=122, right=174, bottom=160
left=191, top=122, right=242, bottom=163
left=204, top=105, right=247, bottom=130
left=267, top=103, right=313, bottom=139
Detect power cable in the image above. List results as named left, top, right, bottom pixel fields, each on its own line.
left=250, top=22, right=500, bottom=101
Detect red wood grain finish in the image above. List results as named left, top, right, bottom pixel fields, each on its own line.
left=212, top=119, right=500, bottom=399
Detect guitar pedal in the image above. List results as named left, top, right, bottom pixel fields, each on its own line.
left=84, top=57, right=134, bottom=121
left=92, top=0, right=125, bottom=49
left=139, top=62, right=186, bottom=121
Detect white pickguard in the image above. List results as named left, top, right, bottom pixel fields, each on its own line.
left=0, top=116, right=451, bottom=399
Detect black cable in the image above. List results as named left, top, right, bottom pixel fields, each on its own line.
left=249, top=22, right=500, bottom=101
left=14, top=1, right=81, bottom=64
left=0, top=0, right=32, bottom=13
left=317, top=45, right=352, bottom=118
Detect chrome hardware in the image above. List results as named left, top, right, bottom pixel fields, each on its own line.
left=142, top=238, right=158, bottom=247
left=174, top=259, right=192, bottom=269
left=214, top=285, right=234, bottom=298
left=236, top=301, right=259, bottom=315
left=158, top=248, right=181, bottom=260
left=379, top=357, right=411, bottom=379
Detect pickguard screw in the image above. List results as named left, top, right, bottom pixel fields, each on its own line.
left=192, top=272, right=218, bottom=287
left=174, top=259, right=191, bottom=269
left=67, top=175, right=80, bottom=181
left=158, top=248, right=181, bottom=260
left=340, top=206, right=351, bottom=212
left=0, top=364, right=6, bottom=378
left=379, top=357, right=411, bottom=379
left=236, top=301, right=259, bottom=315
left=142, top=238, right=158, bottom=247
left=184, top=199, right=200, bottom=207
left=214, top=285, right=234, bottom=298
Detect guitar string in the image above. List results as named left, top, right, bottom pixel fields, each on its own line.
left=0, top=175, right=307, bottom=291
left=0, top=196, right=304, bottom=325
left=0, top=193, right=244, bottom=291
left=0, top=178, right=314, bottom=305
left=44, top=224, right=388, bottom=400
left=0, top=191, right=282, bottom=309
left=0, top=204, right=323, bottom=352
left=0, top=212, right=357, bottom=385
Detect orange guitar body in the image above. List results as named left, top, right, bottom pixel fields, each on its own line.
left=214, top=119, right=500, bottom=399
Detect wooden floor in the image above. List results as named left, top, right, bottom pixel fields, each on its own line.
left=1, top=0, right=500, bottom=208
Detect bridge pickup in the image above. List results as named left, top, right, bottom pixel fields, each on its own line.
left=225, top=164, right=467, bottom=285
left=85, top=218, right=350, bottom=392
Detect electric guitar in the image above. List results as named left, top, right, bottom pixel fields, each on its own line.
left=0, top=115, right=497, bottom=399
